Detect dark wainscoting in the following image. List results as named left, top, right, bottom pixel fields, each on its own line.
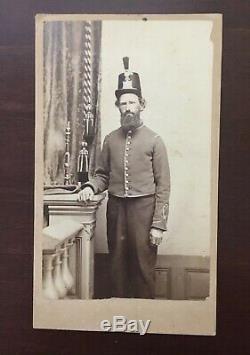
left=94, top=253, right=210, bottom=300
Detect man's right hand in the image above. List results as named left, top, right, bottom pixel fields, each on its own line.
left=77, top=186, right=95, bottom=203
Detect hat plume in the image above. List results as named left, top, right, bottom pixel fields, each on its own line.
left=123, top=57, right=129, bottom=70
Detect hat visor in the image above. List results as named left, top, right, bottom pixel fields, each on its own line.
left=115, top=88, right=141, bottom=99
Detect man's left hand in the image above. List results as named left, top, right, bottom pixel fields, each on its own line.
left=149, top=228, right=164, bottom=246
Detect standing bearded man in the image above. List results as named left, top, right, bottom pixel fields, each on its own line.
left=78, top=57, right=170, bottom=299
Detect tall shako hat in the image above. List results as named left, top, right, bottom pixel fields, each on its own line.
left=115, top=57, right=142, bottom=99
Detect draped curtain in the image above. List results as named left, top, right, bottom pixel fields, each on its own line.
left=43, top=21, right=102, bottom=186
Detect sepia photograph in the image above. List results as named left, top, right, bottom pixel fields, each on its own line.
left=34, top=14, right=222, bottom=335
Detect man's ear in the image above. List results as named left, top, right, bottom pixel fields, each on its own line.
left=140, top=98, right=146, bottom=111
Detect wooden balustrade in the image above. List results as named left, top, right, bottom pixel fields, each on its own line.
left=42, top=220, right=83, bottom=300
left=43, top=193, right=105, bottom=300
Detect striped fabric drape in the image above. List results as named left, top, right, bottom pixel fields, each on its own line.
left=43, top=21, right=102, bottom=186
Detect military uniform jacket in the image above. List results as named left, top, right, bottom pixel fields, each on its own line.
left=85, top=125, right=170, bottom=231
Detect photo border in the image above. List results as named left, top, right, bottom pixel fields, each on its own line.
left=34, top=13, right=222, bottom=335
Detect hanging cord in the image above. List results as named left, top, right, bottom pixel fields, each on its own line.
left=82, top=21, right=94, bottom=137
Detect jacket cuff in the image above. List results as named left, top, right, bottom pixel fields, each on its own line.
left=80, top=182, right=97, bottom=194
left=151, top=220, right=167, bottom=231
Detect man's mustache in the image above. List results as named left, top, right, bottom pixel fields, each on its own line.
left=123, top=111, right=134, bottom=117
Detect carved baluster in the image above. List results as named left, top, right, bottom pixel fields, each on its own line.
left=61, top=240, right=74, bottom=292
left=43, top=253, right=58, bottom=300
left=53, top=250, right=67, bottom=298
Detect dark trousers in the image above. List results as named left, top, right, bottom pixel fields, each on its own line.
left=106, top=195, right=157, bottom=298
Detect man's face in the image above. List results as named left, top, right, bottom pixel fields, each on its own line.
left=118, top=93, right=143, bottom=130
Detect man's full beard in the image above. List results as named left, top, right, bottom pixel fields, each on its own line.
left=120, top=112, right=142, bottom=131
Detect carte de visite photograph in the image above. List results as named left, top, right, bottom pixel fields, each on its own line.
left=34, top=14, right=222, bottom=335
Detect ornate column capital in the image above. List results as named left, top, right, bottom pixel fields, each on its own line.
left=81, top=222, right=96, bottom=241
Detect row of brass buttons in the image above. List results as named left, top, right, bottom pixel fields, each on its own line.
left=124, top=130, right=132, bottom=194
